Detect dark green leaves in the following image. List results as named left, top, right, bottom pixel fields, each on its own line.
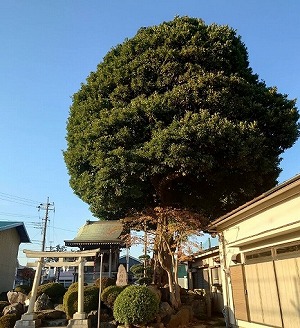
left=64, top=16, right=299, bottom=220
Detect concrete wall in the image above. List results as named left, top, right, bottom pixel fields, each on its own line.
left=0, top=228, right=20, bottom=293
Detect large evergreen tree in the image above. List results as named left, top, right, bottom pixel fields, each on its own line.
left=64, top=16, right=299, bottom=221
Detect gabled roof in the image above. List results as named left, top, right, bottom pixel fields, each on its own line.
left=65, top=220, right=124, bottom=247
left=0, top=221, right=31, bottom=243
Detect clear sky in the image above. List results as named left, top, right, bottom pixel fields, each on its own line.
left=1, top=1, right=299, bottom=265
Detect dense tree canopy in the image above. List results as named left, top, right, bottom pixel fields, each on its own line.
left=64, top=16, right=299, bottom=221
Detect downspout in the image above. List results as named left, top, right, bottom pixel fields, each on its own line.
left=219, top=232, right=231, bottom=328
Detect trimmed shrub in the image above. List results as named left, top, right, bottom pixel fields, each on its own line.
left=36, top=282, right=66, bottom=304
left=101, top=285, right=126, bottom=309
left=67, top=282, right=79, bottom=291
left=14, top=285, right=32, bottom=295
left=0, top=313, right=18, bottom=328
left=94, top=277, right=115, bottom=290
left=67, top=282, right=87, bottom=291
left=63, top=285, right=99, bottom=319
left=113, top=285, right=159, bottom=325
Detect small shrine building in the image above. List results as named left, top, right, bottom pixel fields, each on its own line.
left=64, top=220, right=126, bottom=283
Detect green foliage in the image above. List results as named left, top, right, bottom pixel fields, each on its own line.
left=130, top=260, right=153, bottom=285
left=63, top=285, right=99, bottom=319
left=64, top=16, right=299, bottom=221
left=0, top=313, right=18, bottom=328
left=67, top=282, right=79, bottom=291
left=14, top=285, right=31, bottom=295
left=113, top=285, right=159, bottom=325
left=101, top=285, right=127, bottom=309
left=94, top=277, right=116, bottom=290
left=138, top=277, right=153, bottom=285
left=36, top=282, right=66, bottom=304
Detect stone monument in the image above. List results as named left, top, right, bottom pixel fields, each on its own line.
left=116, top=264, right=128, bottom=286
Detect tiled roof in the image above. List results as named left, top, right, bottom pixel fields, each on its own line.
left=64, top=220, right=124, bottom=246
left=0, top=221, right=31, bottom=243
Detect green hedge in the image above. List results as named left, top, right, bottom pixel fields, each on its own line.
left=94, top=277, right=115, bottom=290
left=101, top=285, right=126, bottom=309
left=63, top=285, right=99, bottom=319
left=35, top=282, right=66, bottom=304
left=14, top=285, right=32, bottom=295
left=113, top=285, right=159, bottom=325
left=0, top=313, right=18, bottom=328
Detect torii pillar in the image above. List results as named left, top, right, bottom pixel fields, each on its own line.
left=15, top=248, right=100, bottom=328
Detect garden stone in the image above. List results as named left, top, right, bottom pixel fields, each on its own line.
left=159, top=302, right=173, bottom=318
left=3, top=302, right=25, bottom=317
left=99, top=321, right=117, bottom=328
left=147, top=323, right=164, bottom=328
left=40, top=309, right=66, bottom=320
left=34, top=293, right=53, bottom=311
left=167, top=307, right=191, bottom=328
left=7, top=291, right=27, bottom=304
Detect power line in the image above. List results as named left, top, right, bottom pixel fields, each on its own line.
left=47, top=225, right=77, bottom=233
left=0, top=191, right=40, bottom=204
left=0, top=192, right=40, bottom=207
left=0, top=211, right=39, bottom=219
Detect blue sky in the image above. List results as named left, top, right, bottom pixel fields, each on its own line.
left=1, top=1, right=299, bottom=265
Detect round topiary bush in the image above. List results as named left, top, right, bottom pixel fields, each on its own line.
left=0, top=313, right=18, bottom=328
left=36, top=282, right=66, bottom=304
left=113, top=285, right=159, bottom=325
left=14, top=285, right=32, bottom=295
left=101, top=285, right=126, bottom=309
left=63, top=285, right=99, bottom=319
left=67, top=282, right=87, bottom=291
left=94, top=277, right=116, bottom=290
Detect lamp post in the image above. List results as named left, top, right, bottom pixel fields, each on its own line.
left=97, top=253, right=103, bottom=328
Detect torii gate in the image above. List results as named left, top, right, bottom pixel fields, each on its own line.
left=15, top=248, right=100, bottom=328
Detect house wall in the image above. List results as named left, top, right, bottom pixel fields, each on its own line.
left=218, top=180, right=300, bottom=328
left=0, top=228, right=20, bottom=293
left=190, top=250, right=223, bottom=314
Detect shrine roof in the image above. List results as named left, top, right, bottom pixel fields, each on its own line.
left=64, top=220, right=124, bottom=247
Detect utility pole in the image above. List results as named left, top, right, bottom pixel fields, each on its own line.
left=38, top=197, right=55, bottom=251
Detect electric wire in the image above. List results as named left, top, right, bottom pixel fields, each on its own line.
left=0, top=192, right=40, bottom=208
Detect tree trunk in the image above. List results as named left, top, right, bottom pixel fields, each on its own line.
left=165, top=267, right=180, bottom=309
left=156, top=230, right=181, bottom=308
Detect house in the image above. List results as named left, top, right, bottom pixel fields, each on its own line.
left=0, top=221, right=30, bottom=293
left=64, top=220, right=125, bottom=283
left=188, top=246, right=223, bottom=315
left=208, top=174, right=300, bottom=328
left=119, top=254, right=141, bottom=282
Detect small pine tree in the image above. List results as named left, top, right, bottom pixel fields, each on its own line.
left=130, top=255, right=153, bottom=285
